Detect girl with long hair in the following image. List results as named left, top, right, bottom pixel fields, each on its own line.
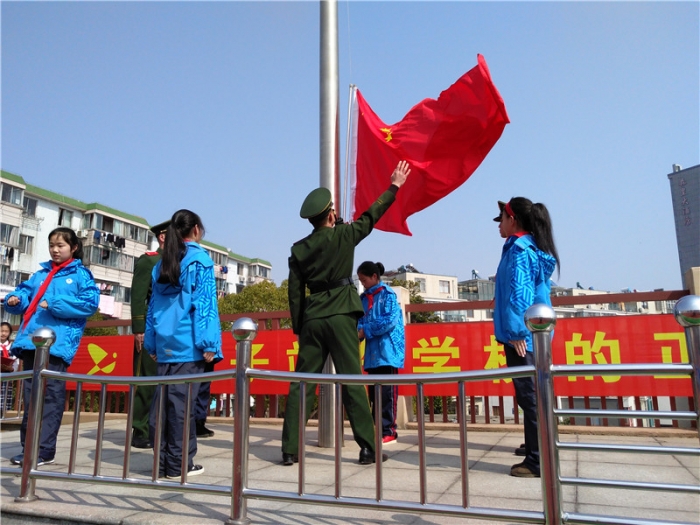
left=493, top=197, right=559, bottom=478
left=144, top=209, right=222, bottom=479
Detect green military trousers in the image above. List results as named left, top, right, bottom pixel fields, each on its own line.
left=132, top=342, right=158, bottom=441
left=281, top=314, right=376, bottom=455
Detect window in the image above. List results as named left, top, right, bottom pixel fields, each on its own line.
left=439, top=280, right=451, bottom=294
left=1, top=183, right=23, bottom=206
left=86, top=246, right=135, bottom=272
left=22, top=197, right=38, bottom=217
left=0, top=223, right=19, bottom=246
left=237, top=264, right=244, bottom=276
left=253, top=265, right=269, bottom=278
left=18, top=234, right=34, bottom=255
left=415, top=278, right=426, bottom=293
left=58, top=208, right=74, bottom=228
left=0, top=266, right=18, bottom=287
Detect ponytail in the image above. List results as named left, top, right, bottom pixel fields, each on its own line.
left=158, top=209, right=204, bottom=286
left=530, top=203, right=560, bottom=273
left=508, top=197, right=560, bottom=274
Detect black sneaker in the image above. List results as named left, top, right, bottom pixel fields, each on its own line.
left=515, top=443, right=526, bottom=456
left=11, top=455, right=54, bottom=467
left=166, top=464, right=204, bottom=479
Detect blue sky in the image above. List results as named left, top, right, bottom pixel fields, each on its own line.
left=2, top=1, right=698, bottom=292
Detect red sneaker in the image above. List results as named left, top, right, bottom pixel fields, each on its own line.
left=382, top=435, right=397, bottom=446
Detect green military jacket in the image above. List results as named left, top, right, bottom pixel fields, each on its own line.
left=288, top=187, right=397, bottom=335
left=130, top=249, right=161, bottom=334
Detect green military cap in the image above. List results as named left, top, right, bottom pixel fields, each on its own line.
left=300, top=187, right=333, bottom=220
left=149, top=220, right=171, bottom=235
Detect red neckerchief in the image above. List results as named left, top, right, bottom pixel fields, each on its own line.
left=365, top=286, right=383, bottom=310
left=1, top=342, right=10, bottom=358
left=508, top=231, right=530, bottom=240
left=20, top=258, right=74, bottom=333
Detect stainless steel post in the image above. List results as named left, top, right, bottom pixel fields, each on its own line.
left=673, top=295, right=700, bottom=436
left=227, top=318, right=257, bottom=525
left=15, top=327, right=56, bottom=502
left=318, top=0, right=340, bottom=449
left=526, top=304, right=562, bottom=525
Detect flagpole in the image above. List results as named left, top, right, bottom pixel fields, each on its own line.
left=342, top=84, right=356, bottom=220
left=318, top=0, right=339, bottom=449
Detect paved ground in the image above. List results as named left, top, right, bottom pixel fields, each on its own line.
left=1, top=417, right=698, bottom=525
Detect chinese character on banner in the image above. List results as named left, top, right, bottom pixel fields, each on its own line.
left=412, top=336, right=461, bottom=373
left=653, top=332, right=688, bottom=379
left=482, top=335, right=511, bottom=383
left=565, top=331, right=621, bottom=383
left=286, top=341, right=299, bottom=372
left=230, top=344, right=268, bottom=383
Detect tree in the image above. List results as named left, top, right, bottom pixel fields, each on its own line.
left=389, top=279, right=441, bottom=324
left=218, top=280, right=292, bottom=330
left=83, top=312, right=119, bottom=336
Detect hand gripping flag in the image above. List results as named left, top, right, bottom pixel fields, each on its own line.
left=348, top=54, right=510, bottom=235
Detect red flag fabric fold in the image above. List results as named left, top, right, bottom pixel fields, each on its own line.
left=350, top=54, right=510, bottom=235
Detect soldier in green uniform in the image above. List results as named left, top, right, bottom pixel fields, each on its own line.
left=130, top=220, right=169, bottom=448
left=281, top=160, right=411, bottom=466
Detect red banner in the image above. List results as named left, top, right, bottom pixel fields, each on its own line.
left=67, top=315, right=692, bottom=397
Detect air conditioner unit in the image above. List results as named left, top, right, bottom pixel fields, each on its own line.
left=76, top=230, right=88, bottom=239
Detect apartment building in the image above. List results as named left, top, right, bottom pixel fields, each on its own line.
left=0, top=170, right=272, bottom=325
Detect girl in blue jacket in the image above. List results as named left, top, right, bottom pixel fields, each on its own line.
left=145, top=209, right=222, bottom=479
left=5, top=227, right=99, bottom=466
left=357, top=261, right=405, bottom=445
left=493, top=198, right=559, bottom=479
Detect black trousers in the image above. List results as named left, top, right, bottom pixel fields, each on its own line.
left=20, top=352, right=68, bottom=461
left=195, top=361, right=215, bottom=423
left=149, top=360, right=204, bottom=477
left=504, top=344, right=540, bottom=474
left=366, top=365, right=398, bottom=439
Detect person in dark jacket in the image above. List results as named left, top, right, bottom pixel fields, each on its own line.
left=281, top=161, right=411, bottom=466
left=493, top=197, right=558, bottom=478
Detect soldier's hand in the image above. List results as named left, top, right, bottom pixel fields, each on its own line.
left=134, top=333, right=144, bottom=352
left=390, top=160, right=411, bottom=188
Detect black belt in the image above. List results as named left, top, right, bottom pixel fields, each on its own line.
left=308, top=277, right=354, bottom=295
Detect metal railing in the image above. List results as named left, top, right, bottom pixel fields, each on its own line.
left=1, top=296, right=699, bottom=525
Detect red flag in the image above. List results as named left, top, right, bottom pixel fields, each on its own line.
left=349, top=54, right=510, bottom=235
